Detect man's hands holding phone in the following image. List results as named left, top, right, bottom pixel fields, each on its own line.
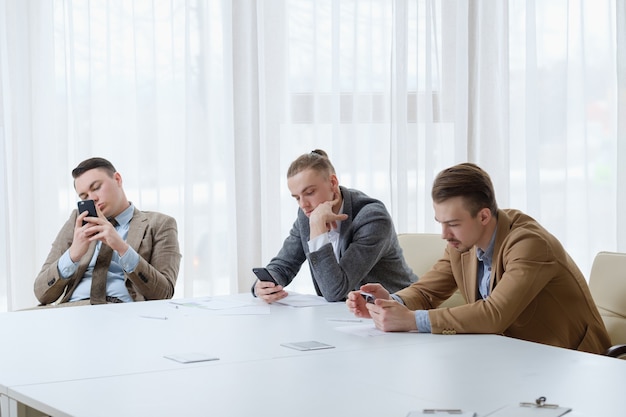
left=69, top=200, right=128, bottom=263
left=346, top=283, right=417, bottom=332
left=253, top=268, right=288, bottom=303
left=346, top=283, right=390, bottom=318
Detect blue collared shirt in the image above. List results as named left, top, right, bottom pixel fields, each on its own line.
left=401, top=228, right=497, bottom=333
left=58, top=203, right=139, bottom=302
left=476, top=230, right=497, bottom=300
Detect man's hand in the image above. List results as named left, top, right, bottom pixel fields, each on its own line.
left=346, top=283, right=391, bottom=319
left=308, top=193, right=349, bottom=239
left=68, top=211, right=94, bottom=262
left=69, top=208, right=128, bottom=262
left=254, top=280, right=288, bottom=304
left=366, top=299, right=418, bottom=332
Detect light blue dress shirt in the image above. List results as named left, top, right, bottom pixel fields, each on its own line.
left=396, top=228, right=497, bottom=333
left=58, top=204, right=139, bottom=302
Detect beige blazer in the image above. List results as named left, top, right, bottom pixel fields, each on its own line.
left=34, top=208, right=181, bottom=305
left=396, top=209, right=611, bottom=354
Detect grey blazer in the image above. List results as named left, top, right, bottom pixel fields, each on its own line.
left=34, top=208, right=181, bottom=305
left=267, top=186, right=417, bottom=302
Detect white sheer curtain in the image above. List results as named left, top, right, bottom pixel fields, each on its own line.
left=1, top=0, right=623, bottom=311
left=1, top=0, right=243, bottom=310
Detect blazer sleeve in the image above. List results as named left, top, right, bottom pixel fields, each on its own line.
left=124, top=212, right=181, bottom=300
left=395, top=247, right=460, bottom=310
left=417, top=232, right=563, bottom=335
left=34, top=212, right=79, bottom=304
left=307, top=202, right=398, bottom=302
left=266, top=219, right=308, bottom=287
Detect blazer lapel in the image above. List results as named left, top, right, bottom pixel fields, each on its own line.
left=126, top=208, right=148, bottom=251
left=337, top=186, right=351, bottom=257
left=490, top=209, right=510, bottom=291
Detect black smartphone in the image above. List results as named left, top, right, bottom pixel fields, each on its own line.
left=252, top=267, right=278, bottom=285
left=77, top=200, right=97, bottom=225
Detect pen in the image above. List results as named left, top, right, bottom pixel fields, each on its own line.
left=140, top=315, right=168, bottom=320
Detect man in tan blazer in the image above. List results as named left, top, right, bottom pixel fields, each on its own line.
left=34, top=157, right=181, bottom=306
left=347, top=163, right=611, bottom=355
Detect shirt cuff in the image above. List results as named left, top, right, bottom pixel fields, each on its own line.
left=415, top=310, right=432, bottom=333
left=307, top=232, right=330, bottom=253
left=391, top=294, right=432, bottom=333
left=119, top=246, right=140, bottom=273
left=390, top=293, right=404, bottom=304
left=57, top=249, right=79, bottom=279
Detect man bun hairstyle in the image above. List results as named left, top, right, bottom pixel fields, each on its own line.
left=287, top=149, right=336, bottom=179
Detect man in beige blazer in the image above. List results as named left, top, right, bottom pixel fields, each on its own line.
left=34, top=157, right=181, bottom=306
left=347, top=163, right=611, bottom=355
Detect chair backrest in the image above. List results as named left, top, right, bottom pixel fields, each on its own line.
left=397, top=233, right=465, bottom=308
left=588, top=251, right=626, bottom=346
left=397, top=233, right=446, bottom=276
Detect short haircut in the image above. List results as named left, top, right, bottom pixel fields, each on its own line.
left=431, top=163, right=498, bottom=217
left=72, top=157, right=117, bottom=179
left=287, top=149, right=336, bottom=179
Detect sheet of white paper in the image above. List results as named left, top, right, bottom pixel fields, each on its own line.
left=407, top=411, right=476, bottom=417
left=169, top=297, right=251, bottom=310
left=485, top=405, right=571, bottom=417
left=168, top=297, right=270, bottom=315
left=163, top=352, right=219, bottom=364
left=274, top=293, right=329, bottom=307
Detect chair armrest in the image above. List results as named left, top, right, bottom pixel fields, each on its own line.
left=605, top=344, right=626, bottom=358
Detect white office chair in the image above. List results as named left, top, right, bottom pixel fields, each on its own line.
left=397, top=233, right=465, bottom=308
left=588, top=251, right=626, bottom=358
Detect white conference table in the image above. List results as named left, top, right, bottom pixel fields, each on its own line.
left=1, top=293, right=625, bottom=417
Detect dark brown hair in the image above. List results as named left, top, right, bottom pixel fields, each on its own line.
left=287, top=149, right=336, bottom=179
left=431, top=163, right=498, bottom=216
left=72, top=157, right=117, bottom=179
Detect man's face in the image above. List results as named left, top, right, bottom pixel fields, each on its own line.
left=287, top=168, right=337, bottom=217
left=434, top=196, right=489, bottom=253
left=74, top=168, right=124, bottom=218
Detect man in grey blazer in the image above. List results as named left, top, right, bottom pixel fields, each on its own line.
left=34, top=157, right=181, bottom=306
left=254, top=150, right=416, bottom=303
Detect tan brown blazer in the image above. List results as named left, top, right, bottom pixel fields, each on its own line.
left=396, top=209, right=611, bottom=354
left=34, top=208, right=181, bottom=305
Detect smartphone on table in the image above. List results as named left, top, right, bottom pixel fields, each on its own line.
left=77, top=200, right=98, bottom=226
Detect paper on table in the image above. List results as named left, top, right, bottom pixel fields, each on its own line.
left=274, top=293, right=329, bottom=307
left=485, top=404, right=571, bottom=417
left=407, top=411, right=475, bottom=417
left=280, top=341, right=335, bottom=351
left=168, top=297, right=270, bottom=315
left=170, top=297, right=250, bottom=310
left=164, top=352, right=219, bottom=364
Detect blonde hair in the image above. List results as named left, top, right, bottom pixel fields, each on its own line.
left=287, top=149, right=336, bottom=179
